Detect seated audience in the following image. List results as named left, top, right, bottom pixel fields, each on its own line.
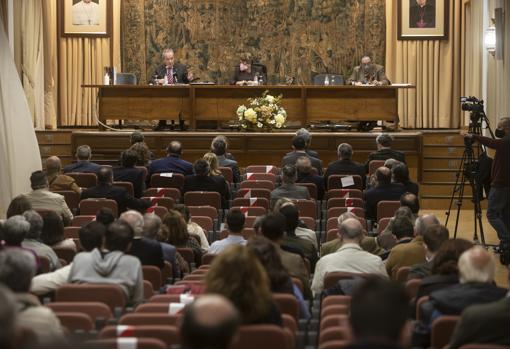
left=183, top=159, right=230, bottom=209
left=68, top=220, right=144, bottom=305
left=63, top=144, right=101, bottom=173
left=365, top=133, right=406, bottom=172
left=113, top=149, right=146, bottom=198
left=270, top=165, right=310, bottom=207
left=346, top=278, right=410, bottom=349
left=95, top=207, right=116, bottom=226
left=312, top=218, right=388, bottom=295
left=0, top=285, right=17, bottom=349
left=279, top=204, right=318, bottom=263
left=209, top=209, right=246, bottom=254
left=45, top=156, right=81, bottom=194
left=378, top=193, right=420, bottom=249
left=0, top=249, right=65, bottom=345
left=281, top=135, right=323, bottom=175
left=81, top=166, right=150, bottom=213
left=384, top=158, right=401, bottom=170
left=363, top=166, right=406, bottom=221
left=149, top=141, right=193, bottom=176
left=21, top=210, right=60, bottom=270
left=174, top=204, right=210, bottom=250
left=392, top=162, right=419, bottom=195
left=162, top=210, right=203, bottom=266
left=325, top=143, right=366, bottom=190
left=296, top=156, right=325, bottom=200
left=1, top=215, right=41, bottom=270
left=23, top=170, right=73, bottom=225
left=127, top=131, right=154, bottom=166
left=205, top=245, right=282, bottom=325
left=6, top=195, right=32, bottom=218
left=211, top=135, right=236, bottom=160
left=143, top=213, right=179, bottom=278
left=203, top=152, right=223, bottom=177
left=181, top=294, right=240, bottom=349
left=122, top=210, right=164, bottom=268
left=211, top=136, right=240, bottom=183
left=40, top=210, right=77, bottom=252
left=293, top=128, right=319, bottom=158
left=408, top=224, right=449, bottom=279
left=31, top=221, right=106, bottom=296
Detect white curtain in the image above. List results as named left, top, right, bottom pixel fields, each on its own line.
left=0, top=6, right=42, bottom=218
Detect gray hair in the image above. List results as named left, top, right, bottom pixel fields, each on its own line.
left=2, top=215, right=30, bottom=245
left=76, top=145, right=92, bottom=160
left=458, top=246, right=495, bottom=283
left=384, top=158, right=401, bottom=169
left=0, top=249, right=37, bottom=293
left=22, top=210, right=43, bottom=239
left=376, top=133, right=393, bottom=147
left=162, top=48, right=174, bottom=58
left=296, top=128, right=311, bottom=144
left=120, top=210, right=144, bottom=238
left=337, top=211, right=358, bottom=225
left=338, top=218, right=363, bottom=239
left=337, top=143, right=353, bottom=159
left=414, top=214, right=440, bottom=236
left=0, top=285, right=17, bottom=348
left=143, top=213, right=162, bottom=239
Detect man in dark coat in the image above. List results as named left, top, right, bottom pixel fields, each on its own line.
left=325, top=143, right=366, bottom=190
left=113, top=149, right=146, bottom=198
left=183, top=159, right=230, bottom=209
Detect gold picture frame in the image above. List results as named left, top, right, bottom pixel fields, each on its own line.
left=398, top=0, right=449, bottom=40
left=59, top=0, right=111, bottom=37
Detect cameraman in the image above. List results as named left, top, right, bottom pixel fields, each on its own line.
left=463, top=117, right=510, bottom=252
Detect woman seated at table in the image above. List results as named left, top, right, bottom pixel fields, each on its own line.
left=230, top=53, right=267, bottom=86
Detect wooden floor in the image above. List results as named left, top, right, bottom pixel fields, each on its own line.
left=421, top=209, right=508, bottom=288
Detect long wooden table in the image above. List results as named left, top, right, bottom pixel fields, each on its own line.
left=83, top=84, right=414, bottom=129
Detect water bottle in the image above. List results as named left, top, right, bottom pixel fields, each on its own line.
left=164, top=75, right=168, bottom=85
left=254, top=73, right=259, bottom=85
left=331, top=75, right=335, bottom=85
left=324, top=75, right=330, bottom=86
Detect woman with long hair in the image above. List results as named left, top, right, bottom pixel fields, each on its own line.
left=161, top=210, right=202, bottom=266
left=40, top=211, right=76, bottom=251
left=203, top=152, right=222, bottom=177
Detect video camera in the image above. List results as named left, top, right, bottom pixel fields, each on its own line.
left=461, top=96, right=484, bottom=113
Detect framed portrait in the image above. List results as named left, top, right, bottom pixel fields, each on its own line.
left=398, top=0, right=449, bottom=40
left=59, top=0, right=111, bottom=37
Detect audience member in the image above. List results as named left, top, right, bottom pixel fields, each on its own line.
left=0, top=285, right=17, bottom=349
left=181, top=294, right=240, bottom=349
left=149, top=141, right=193, bottom=176
left=203, top=152, right=222, bottom=176
left=162, top=210, right=203, bottom=266
left=0, top=249, right=65, bottom=345
left=408, top=224, right=449, bottom=279
left=1, top=216, right=41, bottom=270
left=279, top=203, right=318, bottom=255
left=384, top=158, right=401, bottom=170
left=324, top=143, right=366, bottom=190
left=143, top=213, right=179, bottom=278
left=281, top=135, right=323, bottom=174
left=63, top=144, right=101, bottom=173
left=392, top=163, right=419, bottom=195
left=21, top=210, right=60, bottom=270
left=81, top=166, right=150, bottom=213
left=113, top=149, right=146, bottom=198
left=346, top=278, right=410, bottom=349
left=95, top=207, right=116, bottom=226
left=400, top=192, right=420, bottom=215
left=40, top=210, right=77, bottom=252
left=365, top=133, right=406, bottom=172
left=174, top=204, right=209, bottom=250
left=209, top=209, right=246, bottom=254
left=6, top=195, right=32, bottom=218
left=205, top=245, right=282, bottom=325
left=363, top=167, right=406, bottom=221
left=295, top=156, right=325, bottom=200
left=312, top=218, right=388, bottom=295
left=183, top=159, right=230, bottom=209
left=24, top=170, right=73, bottom=225
left=122, top=210, right=164, bottom=268
left=211, top=136, right=240, bottom=183
left=45, top=156, right=81, bottom=194
left=211, top=136, right=236, bottom=160
left=68, top=220, right=144, bottom=305
left=127, top=131, right=154, bottom=166
left=294, top=128, right=319, bottom=158
left=270, top=164, right=310, bottom=207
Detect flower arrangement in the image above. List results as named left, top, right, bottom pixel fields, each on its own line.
left=236, top=90, right=287, bottom=130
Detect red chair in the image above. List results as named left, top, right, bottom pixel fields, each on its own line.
left=68, top=172, right=98, bottom=188
left=322, top=295, right=351, bottom=309
left=218, top=167, right=234, bottom=184
left=150, top=173, right=185, bottom=192
left=320, top=314, right=349, bottom=331
left=142, top=266, right=163, bottom=291
left=328, top=175, right=363, bottom=190
left=327, top=198, right=364, bottom=209
left=119, top=313, right=180, bottom=326
left=431, top=315, right=460, bottom=349
left=64, top=226, right=81, bottom=238
left=301, top=216, right=316, bottom=230
left=176, top=248, right=195, bottom=267
left=321, top=305, right=350, bottom=317
left=318, top=340, right=349, bottom=349
left=232, top=197, right=270, bottom=210
left=55, top=284, right=126, bottom=312
left=54, top=312, right=94, bottom=332
left=53, top=190, right=81, bottom=213
left=70, top=215, right=96, bottom=227
left=184, top=192, right=221, bottom=211
left=325, top=229, right=339, bottom=242
left=296, top=183, right=318, bottom=200
left=294, top=199, right=317, bottom=220
left=377, top=201, right=401, bottom=222
left=325, top=189, right=363, bottom=200
left=246, top=165, right=279, bottom=175
left=395, top=266, right=411, bottom=283
left=46, top=301, right=113, bottom=322
left=190, top=216, right=214, bottom=232
left=405, top=278, right=422, bottom=299
left=188, top=206, right=218, bottom=221
left=230, top=325, right=290, bottom=349
left=142, top=197, right=175, bottom=210
left=326, top=207, right=365, bottom=220
left=201, top=253, right=216, bottom=265
left=84, top=338, right=167, bottom=349
left=318, top=326, right=351, bottom=345
left=368, top=160, right=386, bottom=176
left=143, top=188, right=181, bottom=202
left=273, top=293, right=299, bottom=323
left=245, top=172, right=277, bottom=184
left=143, top=281, right=154, bottom=300
left=231, top=206, right=266, bottom=217
left=235, top=188, right=271, bottom=201
left=240, top=180, right=274, bottom=191
left=113, top=181, right=135, bottom=197
left=79, top=199, right=118, bottom=217
left=377, top=217, right=392, bottom=234
left=99, top=325, right=180, bottom=348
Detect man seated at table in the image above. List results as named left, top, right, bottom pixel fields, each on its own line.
left=230, top=53, right=267, bottom=86
left=347, top=55, right=390, bottom=86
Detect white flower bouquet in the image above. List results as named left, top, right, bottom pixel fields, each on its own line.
left=236, top=90, right=287, bottom=130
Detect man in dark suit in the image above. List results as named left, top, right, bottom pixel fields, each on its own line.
left=230, top=52, right=267, bottom=85
left=81, top=166, right=150, bottom=213
left=270, top=165, right=310, bottom=207
left=347, top=55, right=390, bottom=86
left=365, top=133, right=406, bottom=172
left=325, top=143, right=366, bottom=190
left=211, top=136, right=240, bottom=183
left=149, top=141, right=193, bottom=177
left=63, top=145, right=101, bottom=174
left=113, top=149, right=146, bottom=198
left=183, top=159, right=230, bottom=209
left=285, top=128, right=319, bottom=158
left=282, top=135, right=323, bottom=175
left=363, top=167, right=406, bottom=221
left=410, top=0, right=435, bottom=28
left=296, top=156, right=324, bottom=200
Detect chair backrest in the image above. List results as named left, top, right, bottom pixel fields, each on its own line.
left=245, top=172, right=277, bottom=184
left=142, top=266, right=163, bottom=291
left=52, top=246, right=76, bottom=264
left=321, top=304, right=350, bottom=318
left=55, top=284, right=127, bottom=312
left=395, top=266, right=411, bottom=283
left=53, top=190, right=81, bottom=212
left=431, top=315, right=461, bottom=349
left=328, top=175, right=363, bottom=191
left=218, top=167, right=234, bottom=183
left=368, top=160, right=386, bottom=176
left=134, top=303, right=185, bottom=314
left=46, top=301, right=113, bottom=321
left=230, top=325, right=289, bottom=349
left=150, top=173, right=185, bottom=192
left=320, top=314, right=349, bottom=331
left=318, top=340, right=350, bottom=349
left=79, top=199, right=118, bottom=217
left=231, top=206, right=266, bottom=217
left=68, top=172, right=98, bottom=188
left=296, top=183, right=318, bottom=200
left=272, top=293, right=299, bottom=323
left=176, top=248, right=195, bottom=265
left=113, top=181, right=134, bottom=197
left=377, top=217, right=392, bottom=234
left=84, top=338, right=167, bottom=349
left=143, top=187, right=181, bottom=202
left=201, top=253, right=216, bottom=265
left=190, top=216, right=214, bottom=232
left=188, top=206, right=218, bottom=220
left=322, top=295, right=351, bottom=309
left=294, top=199, right=317, bottom=220
left=313, top=73, right=344, bottom=85
left=147, top=205, right=169, bottom=219
left=70, top=215, right=96, bottom=227
left=326, top=207, right=365, bottom=220
left=115, top=73, right=137, bottom=85
left=327, top=197, right=364, bottom=209
left=240, top=180, right=275, bottom=191
left=415, top=295, right=429, bottom=321
left=119, top=313, right=180, bottom=326
left=326, top=229, right=339, bottom=242
left=64, top=226, right=81, bottom=238
left=245, top=165, right=279, bottom=175
left=184, top=191, right=221, bottom=211
left=235, top=188, right=271, bottom=200
left=377, top=201, right=401, bottom=222
left=143, top=281, right=154, bottom=300
left=405, top=278, right=422, bottom=300
left=54, top=312, right=94, bottom=332
left=318, top=326, right=351, bottom=345
left=99, top=325, right=179, bottom=348
left=325, top=189, right=363, bottom=200
left=232, top=197, right=269, bottom=210
left=142, top=197, right=175, bottom=210
left=300, top=216, right=316, bottom=230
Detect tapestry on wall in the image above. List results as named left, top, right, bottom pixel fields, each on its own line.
left=121, top=0, right=386, bottom=85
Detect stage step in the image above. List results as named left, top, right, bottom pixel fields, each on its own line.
left=36, top=130, right=73, bottom=166
left=422, top=145, right=465, bottom=157
left=420, top=196, right=488, bottom=210
left=422, top=169, right=462, bottom=182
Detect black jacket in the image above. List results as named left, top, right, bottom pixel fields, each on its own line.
left=363, top=183, right=407, bottom=221
left=63, top=161, right=101, bottom=174
left=183, top=175, right=230, bottom=209
left=152, top=63, right=190, bottom=84
left=81, top=183, right=150, bottom=213
left=113, top=166, right=146, bottom=198
left=365, top=148, right=406, bottom=172
left=296, top=172, right=325, bottom=200
left=282, top=151, right=323, bottom=175
left=325, top=159, right=366, bottom=189
left=128, top=238, right=165, bottom=269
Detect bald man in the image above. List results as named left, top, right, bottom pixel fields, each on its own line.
left=45, top=156, right=81, bottom=194
left=181, top=295, right=240, bottom=349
